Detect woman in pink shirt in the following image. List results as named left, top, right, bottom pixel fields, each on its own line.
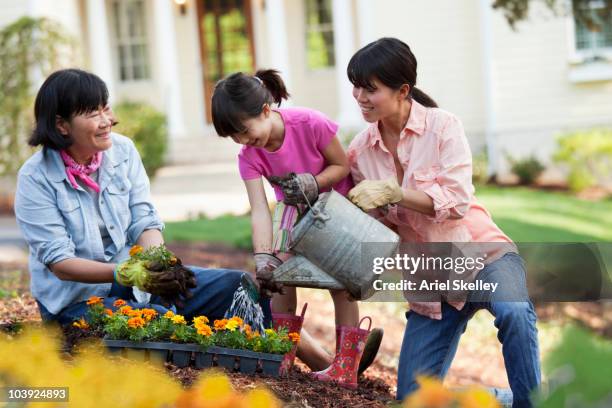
left=346, top=38, right=540, bottom=407
left=211, top=69, right=380, bottom=388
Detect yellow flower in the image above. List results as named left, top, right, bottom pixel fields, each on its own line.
left=104, top=309, right=113, bottom=317
left=141, top=309, right=157, bottom=321
left=163, top=310, right=175, bottom=319
left=225, top=319, right=239, bottom=331
left=127, top=317, right=145, bottom=329
left=196, top=324, right=213, bottom=337
left=457, top=387, right=500, bottom=408
left=264, top=328, right=275, bottom=337
left=193, top=315, right=209, bottom=325
left=229, top=316, right=243, bottom=327
left=129, top=245, right=144, bottom=257
left=86, top=296, right=103, bottom=306
left=288, top=332, right=300, bottom=344
left=113, top=299, right=126, bottom=308
left=72, top=318, right=89, bottom=330
left=171, top=315, right=186, bottom=325
left=404, top=376, right=455, bottom=408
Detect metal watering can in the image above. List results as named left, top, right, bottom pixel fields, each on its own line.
left=271, top=190, right=400, bottom=300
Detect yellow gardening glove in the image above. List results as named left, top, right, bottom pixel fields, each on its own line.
left=348, top=178, right=404, bottom=211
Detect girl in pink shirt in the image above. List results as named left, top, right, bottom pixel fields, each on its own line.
left=346, top=38, right=540, bottom=406
left=211, top=69, right=379, bottom=387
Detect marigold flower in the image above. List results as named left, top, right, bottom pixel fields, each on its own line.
left=119, top=305, right=133, bottom=315
left=129, top=245, right=144, bottom=257
left=72, top=318, right=89, bottom=330
left=128, top=309, right=143, bottom=319
left=127, top=316, right=145, bottom=329
left=196, top=324, right=213, bottom=337
left=169, top=256, right=178, bottom=266
left=163, top=310, right=175, bottom=319
left=104, top=309, right=114, bottom=317
left=86, top=296, right=103, bottom=306
left=193, top=315, right=209, bottom=325
left=229, top=316, right=243, bottom=327
left=113, top=299, right=126, bottom=308
left=214, top=319, right=228, bottom=331
left=288, top=332, right=300, bottom=344
left=141, top=309, right=157, bottom=321
left=225, top=319, right=239, bottom=331
left=264, top=328, right=275, bottom=337
left=171, top=315, right=186, bottom=325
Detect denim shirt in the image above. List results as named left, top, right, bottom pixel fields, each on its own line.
left=15, top=133, right=164, bottom=315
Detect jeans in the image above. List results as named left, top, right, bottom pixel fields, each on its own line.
left=37, top=266, right=272, bottom=327
left=397, top=253, right=541, bottom=408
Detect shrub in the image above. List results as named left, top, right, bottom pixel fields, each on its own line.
left=112, top=102, right=167, bottom=178
left=472, top=149, right=490, bottom=185
left=554, top=129, right=612, bottom=192
left=506, top=153, right=545, bottom=185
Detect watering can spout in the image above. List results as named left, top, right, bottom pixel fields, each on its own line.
left=271, top=256, right=345, bottom=291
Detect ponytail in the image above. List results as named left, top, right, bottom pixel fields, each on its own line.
left=411, top=86, right=438, bottom=108
left=211, top=69, right=290, bottom=137
left=254, top=69, right=290, bottom=106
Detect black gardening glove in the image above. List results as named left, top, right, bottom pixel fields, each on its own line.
left=269, top=172, right=319, bottom=206
left=254, top=253, right=284, bottom=298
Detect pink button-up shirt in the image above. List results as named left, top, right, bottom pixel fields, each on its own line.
left=347, top=99, right=516, bottom=319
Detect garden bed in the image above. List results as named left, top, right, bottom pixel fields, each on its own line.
left=103, top=339, right=284, bottom=375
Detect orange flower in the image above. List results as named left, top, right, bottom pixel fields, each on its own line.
left=169, top=256, right=178, bottom=266
left=119, top=305, right=133, bottom=315
left=104, top=309, right=114, bottom=317
left=142, top=308, right=157, bottom=321
left=288, top=332, right=300, bottom=344
left=127, top=316, right=145, bottom=329
left=113, top=299, right=126, bottom=308
left=129, top=245, right=144, bottom=257
left=214, top=319, right=228, bottom=331
left=72, top=318, right=90, bottom=330
left=86, top=296, right=103, bottom=306
left=229, top=316, right=243, bottom=327
left=128, top=309, right=143, bottom=319
left=164, top=310, right=175, bottom=319
left=196, top=324, right=213, bottom=337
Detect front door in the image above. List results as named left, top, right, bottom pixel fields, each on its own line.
left=196, top=0, right=256, bottom=123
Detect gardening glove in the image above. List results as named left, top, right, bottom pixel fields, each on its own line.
left=253, top=253, right=284, bottom=298
left=269, top=172, right=319, bottom=206
left=114, top=257, right=197, bottom=308
left=348, top=178, right=404, bottom=211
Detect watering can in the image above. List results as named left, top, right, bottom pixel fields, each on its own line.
left=271, top=190, right=400, bottom=300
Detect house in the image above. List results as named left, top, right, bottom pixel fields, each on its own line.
left=1, top=0, right=611, bottom=180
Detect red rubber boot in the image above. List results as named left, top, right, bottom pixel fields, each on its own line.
left=311, top=316, right=371, bottom=389
left=272, top=303, right=307, bottom=376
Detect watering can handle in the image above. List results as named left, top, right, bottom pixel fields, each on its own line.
left=358, top=316, right=372, bottom=332
left=296, top=175, right=330, bottom=226
left=300, top=303, right=308, bottom=319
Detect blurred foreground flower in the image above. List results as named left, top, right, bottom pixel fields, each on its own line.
left=403, top=376, right=500, bottom=408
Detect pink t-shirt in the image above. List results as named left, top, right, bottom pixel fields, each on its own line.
left=238, top=107, right=353, bottom=201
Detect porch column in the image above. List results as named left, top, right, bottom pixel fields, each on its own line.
left=86, top=0, right=115, bottom=100
left=356, top=0, right=375, bottom=46
left=332, top=0, right=361, bottom=128
left=153, top=0, right=186, bottom=137
left=265, top=0, right=292, bottom=95
left=479, top=0, right=498, bottom=177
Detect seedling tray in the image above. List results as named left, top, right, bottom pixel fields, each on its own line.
left=103, top=339, right=284, bottom=376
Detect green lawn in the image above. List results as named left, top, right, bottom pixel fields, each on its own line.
left=164, top=187, right=612, bottom=248
left=476, top=186, right=612, bottom=242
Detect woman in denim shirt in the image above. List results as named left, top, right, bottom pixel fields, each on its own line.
left=15, top=69, right=249, bottom=325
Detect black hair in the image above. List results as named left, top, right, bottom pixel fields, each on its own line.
left=347, top=37, right=438, bottom=108
left=211, top=69, right=290, bottom=137
left=29, top=68, right=111, bottom=150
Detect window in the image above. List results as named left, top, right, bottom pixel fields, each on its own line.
left=305, top=0, right=335, bottom=69
left=573, top=0, right=612, bottom=59
left=112, top=0, right=150, bottom=81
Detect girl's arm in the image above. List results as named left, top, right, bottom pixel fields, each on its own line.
left=315, top=137, right=350, bottom=189
left=244, top=178, right=273, bottom=254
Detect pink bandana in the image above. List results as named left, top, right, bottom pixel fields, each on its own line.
left=60, top=150, right=103, bottom=193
